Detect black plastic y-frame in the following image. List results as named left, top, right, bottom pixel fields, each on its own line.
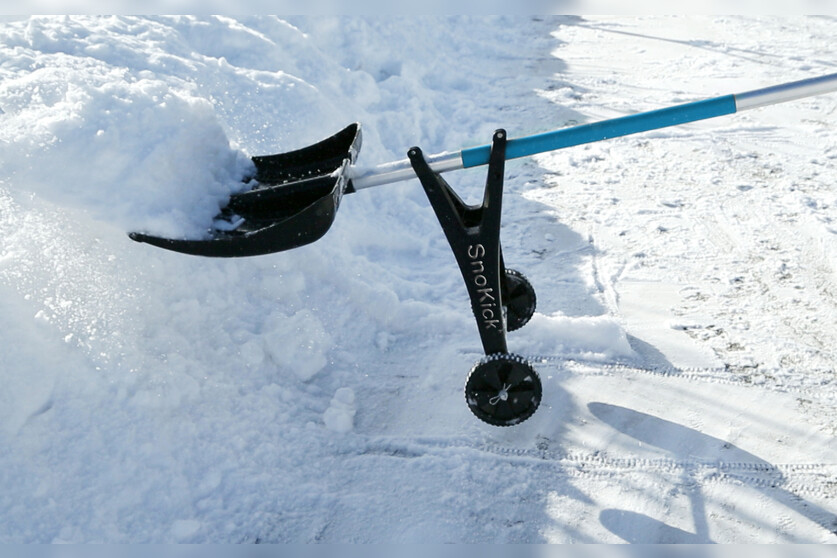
left=408, top=130, right=512, bottom=356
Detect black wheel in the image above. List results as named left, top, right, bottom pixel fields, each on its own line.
left=465, top=353, right=542, bottom=427
left=504, top=269, right=536, bottom=332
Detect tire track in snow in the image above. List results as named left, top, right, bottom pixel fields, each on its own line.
left=563, top=359, right=837, bottom=403
left=461, top=350, right=837, bottom=403
left=358, top=436, right=837, bottom=499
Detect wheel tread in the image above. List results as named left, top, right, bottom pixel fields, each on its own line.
left=465, top=353, right=542, bottom=427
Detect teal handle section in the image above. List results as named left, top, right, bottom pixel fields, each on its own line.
left=460, top=95, right=738, bottom=168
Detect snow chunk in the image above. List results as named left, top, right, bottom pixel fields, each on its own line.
left=323, top=387, right=356, bottom=433
left=262, top=309, right=332, bottom=381
left=519, top=313, right=635, bottom=361
left=170, top=519, right=201, bottom=542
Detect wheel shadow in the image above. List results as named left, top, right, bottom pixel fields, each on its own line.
left=589, top=402, right=837, bottom=543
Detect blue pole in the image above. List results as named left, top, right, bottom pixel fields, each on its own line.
left=460, top=95, right=738, bottom=168
left=350, top=72, right=837, bottom=190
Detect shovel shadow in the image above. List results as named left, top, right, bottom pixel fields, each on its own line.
left=600, top=509, right=709, bottom=544
left=589, top=402, right=837, bottom=543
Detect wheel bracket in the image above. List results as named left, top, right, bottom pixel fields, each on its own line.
left=409, top=130, right=517, bottom=356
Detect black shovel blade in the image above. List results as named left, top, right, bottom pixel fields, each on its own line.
left=129, top=123, right=361, bottom=258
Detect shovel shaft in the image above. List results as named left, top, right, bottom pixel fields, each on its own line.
left=462, top=95, right=736, bottom=169
left=463, top=72, right=837, bottom=169
left=735, top=71, right=837, bottom=110
left=349, top=72, right=837, bottom=191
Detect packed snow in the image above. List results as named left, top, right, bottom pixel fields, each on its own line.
left=0, top=15, right=836, bottom=543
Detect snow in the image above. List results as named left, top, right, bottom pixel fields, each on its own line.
left=0, top=15, right=835, bottom=543
left=324, top=387, right=356, bottom=433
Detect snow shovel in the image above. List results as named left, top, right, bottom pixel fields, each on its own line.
left=129, top=72, right=837, bottom=427
left=129, top=122, right=362, bottom=257
left=130, top=72, right=837, bottom=257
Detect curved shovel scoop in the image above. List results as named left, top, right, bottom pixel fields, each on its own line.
left=129, top=123, right=361, bottom=257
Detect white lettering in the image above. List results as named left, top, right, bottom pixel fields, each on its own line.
left=467, top=244, right=486, bottom=259
left=467, top=244, right=503, bottom=332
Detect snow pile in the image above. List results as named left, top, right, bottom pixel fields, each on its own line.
left=0, top=18, right=256, bottom=238
left=0, top=16, right=835, bottom=543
